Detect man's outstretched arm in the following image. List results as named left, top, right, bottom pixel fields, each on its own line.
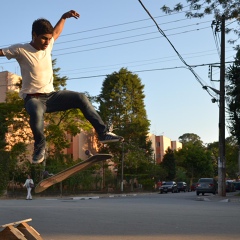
left=53, top=10, right=80, bottom=41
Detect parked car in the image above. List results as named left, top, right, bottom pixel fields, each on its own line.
left=190, top=183, right=197, bottom=191
left=196, top=178, right=218, bottom=196
left=226, top=181, right=236, bottom=192
left=159, top=181, right=178, bottom=194
left=233, top=181, right=240, bottom=190
left=177, top=182, right=189, bottom=192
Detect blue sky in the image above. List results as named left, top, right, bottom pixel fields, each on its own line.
left=0, top=0, right=238, bottom=144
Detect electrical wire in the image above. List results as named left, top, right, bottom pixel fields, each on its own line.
left=53, top=26, right=210, bottom=55
left=0, top=10, right=198, bottom=48
left=211, top=23, right=221, bottom=58
left=137, top=0, right=208, bottom=90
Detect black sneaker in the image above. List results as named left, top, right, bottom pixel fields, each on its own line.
left=32, top=146, right=45, bottom=164
left=99, top=132, right=124, bottom=143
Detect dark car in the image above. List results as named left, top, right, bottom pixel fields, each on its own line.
left=177, top=182, right=189, bottom=192
left=233, top=181, right=240, bottom=190
left=226, top=181, right=236, bottom=192
left=159, top=181, right=178, bottom=194
left=196, top=178, right=218, bottom=196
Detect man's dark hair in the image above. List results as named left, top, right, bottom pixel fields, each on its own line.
left=32, top=18, right=54, bottom=37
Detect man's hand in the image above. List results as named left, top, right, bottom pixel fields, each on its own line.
left=62, top=10, right=80, bottom=20
left=53, top=10, right=80, bottom=40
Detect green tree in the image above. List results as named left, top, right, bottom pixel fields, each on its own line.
left=98, top=67, right=153, bottom=188
left=207, top=137, right=239, bottom=179
left=161, top=147, right=176, bottom=180
left=176, top=134, right=214, bottom=182
left=98, top=67, right=151, bottom=152
left=226, top=48, right=240, bottom=143
left=206, top=141, right=219, bottom=176
left=0, top=86, right=28, bottom=195
left=161, top=0, right=240, bottom=43
left=226, top=48, right=240, bottom=176
left=225, top=136, right=238, bottom=179
left=179, top=133, right=204, bottom=146
left=98, top=68, right=150, bottom=145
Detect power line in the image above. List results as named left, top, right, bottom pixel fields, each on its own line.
left=58, top=49, right=234, bottom=76
left=52, top=26, right=210, bottom=56
left=137, top=0, right=207, bottom=88
left=0, top=10, right=200, bottom=48
left=211, top=21, right=221, bottom=58
left=53, top=22, right=211, bottom=52
left=55, top=19, right=211, bottom=45
left=0, top=60, right=236, bottom=88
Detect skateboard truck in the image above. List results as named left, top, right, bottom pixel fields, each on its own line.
left=85, top=149, right=93, bottom=158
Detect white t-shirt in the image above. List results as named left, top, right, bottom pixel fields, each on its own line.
left=24, top=178, right=34, bottom=188
left=2, top=38, right=55, bottom=98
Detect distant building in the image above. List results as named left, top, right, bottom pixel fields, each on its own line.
left=148, top=133, right=182, bottom=164
left=0, top=71, right=20, bottom=102
left=64, top=130, right=99, bottom=161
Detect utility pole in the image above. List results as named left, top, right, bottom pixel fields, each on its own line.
left=121, top=142, right=124, bottom=192
left=218, top=15, right=226, bottom=197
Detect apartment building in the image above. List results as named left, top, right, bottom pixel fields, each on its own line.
left=0, top=71, right=20, bottom=102
left=148, top=133, right=182, bottom=164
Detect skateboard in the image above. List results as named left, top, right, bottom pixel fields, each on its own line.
left=35, top=154, right=112, bottom=193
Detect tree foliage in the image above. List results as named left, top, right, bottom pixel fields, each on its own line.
left=207, top=136, right=239, bottom=178
left=98, top=68, right=150, bottom=144
left=98, top=68, right=154, bottom=186
left=179, top=133, right=204, bottom=146
left=161, top=147, right=176, bottom=180
left=226, top=48, right=240, bottom=144
left=98, top=68, right=151, bottom=152
left=161, top=0, right=240, bottom=43
left=175, top=134, right=214, bottom=180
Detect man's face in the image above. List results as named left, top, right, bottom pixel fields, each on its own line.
left=32, top=33, right=53, bottom=50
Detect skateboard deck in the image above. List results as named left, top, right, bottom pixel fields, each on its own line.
left=35, top=154, right=112, bottom=193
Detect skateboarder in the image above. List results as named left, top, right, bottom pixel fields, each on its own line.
left=0, top=10, right=123, bottom=164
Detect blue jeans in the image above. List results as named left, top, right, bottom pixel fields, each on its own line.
left=24, top=90, right=107, bottom=148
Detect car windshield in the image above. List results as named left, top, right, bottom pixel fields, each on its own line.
left=164, top=182, right=173, bottom=185
left=199, top=179, right=213, bottom=182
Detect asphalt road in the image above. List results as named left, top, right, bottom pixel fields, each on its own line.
left=1, top=191, right=240, bottom=240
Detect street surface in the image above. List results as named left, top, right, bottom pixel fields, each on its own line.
left=1, top=191, right=240, bottom=240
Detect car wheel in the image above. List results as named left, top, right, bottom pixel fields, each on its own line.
left=202, top=193, right=204, bottom=196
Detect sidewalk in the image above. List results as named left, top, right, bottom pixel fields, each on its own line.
left=196, top=191, right=240, bottom=202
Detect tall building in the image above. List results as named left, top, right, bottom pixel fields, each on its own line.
left=148, top=133, right=182, bottom=164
